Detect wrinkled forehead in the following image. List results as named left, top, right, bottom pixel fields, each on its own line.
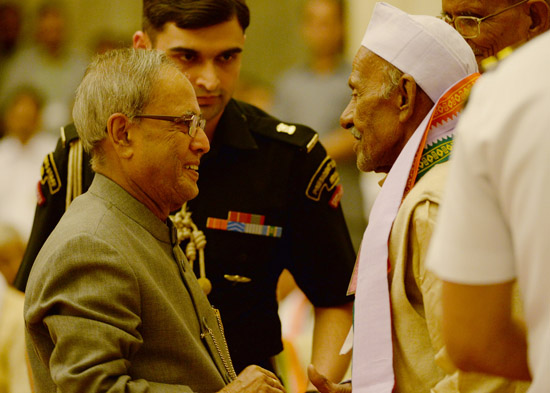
left=148, top=66, right=199, bottom=111
left=442, top=0, right=511, bottom=14
left=349, top=48, right=387, bottom=87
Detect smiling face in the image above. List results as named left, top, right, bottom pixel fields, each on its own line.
left=441, top=0, right=533, bottom=68
left=130, top=66, right=210, bottom=216
left=143, top=17, right=245, bottom=138
left=340, top=48, right=407, bottom=174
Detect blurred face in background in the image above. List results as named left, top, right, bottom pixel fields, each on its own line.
left=4, top=92, right=42, bottom=144
left=302, top=0, right=345, bottom=58
left=0, top=4, right=22, bottom=52
left=36, top=7, right=66, bottom=54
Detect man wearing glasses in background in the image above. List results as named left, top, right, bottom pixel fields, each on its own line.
left=440, top=0, right=549, bottom=70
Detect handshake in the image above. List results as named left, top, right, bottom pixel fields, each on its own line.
left=221, top=364, right=352, bottom=393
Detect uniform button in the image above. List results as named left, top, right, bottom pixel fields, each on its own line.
left=224, top=274, right=252, bottom=283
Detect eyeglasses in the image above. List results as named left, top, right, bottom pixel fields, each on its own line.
left=440, top=0, right=529, bottom=39
left=133, top=113, right=206, bottom=138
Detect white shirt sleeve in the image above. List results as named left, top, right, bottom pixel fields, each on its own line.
left=426, top=61, right=550, bottom=285
left=426, top=109, right=516, bottom=284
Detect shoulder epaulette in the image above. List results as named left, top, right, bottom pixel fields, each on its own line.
left=250, top=120, right=319, bottom=153
left=60, top=123, right=80, bottom=148
left=232, top=99, right=319, bottom=153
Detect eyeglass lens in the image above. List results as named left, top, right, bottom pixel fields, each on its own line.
left=455, top=17, right=479, bottom=38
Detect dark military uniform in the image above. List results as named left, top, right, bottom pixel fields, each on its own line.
left=16, top=123, right=94, bottom=284
left=16, top=99, right=356, bottom=374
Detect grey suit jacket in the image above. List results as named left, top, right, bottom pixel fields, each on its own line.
left=25, top=174, right=235, bottom=393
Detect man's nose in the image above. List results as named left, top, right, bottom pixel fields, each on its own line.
left=194, top=62, right=220, bottom=92
left=340, top=101, right=354, bottom=130
left=191, top=125, right=210, bottom=156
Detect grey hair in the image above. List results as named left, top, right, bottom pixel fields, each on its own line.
left=379, top=62, right=403, bottom=99
left=72, top=48, right=175, bottom=156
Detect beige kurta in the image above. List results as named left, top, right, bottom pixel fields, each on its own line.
left=389, top=161, right=529, bottom=393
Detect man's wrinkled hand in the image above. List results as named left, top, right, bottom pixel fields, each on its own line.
left=307, top=364, right=352, bottom=393
left=221, top=365, right=286, bottom=393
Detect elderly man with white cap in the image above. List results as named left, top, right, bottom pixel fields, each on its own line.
left=308, top=2, right=530, bottom=393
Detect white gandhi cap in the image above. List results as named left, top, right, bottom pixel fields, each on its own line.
left=361, top=2, right=477, bottom=102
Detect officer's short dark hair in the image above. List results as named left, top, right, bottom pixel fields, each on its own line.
left=142, top=0, right=250, bottom=43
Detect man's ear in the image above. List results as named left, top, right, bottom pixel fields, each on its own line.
left=133, top=30, right=153, bottom=49
left=397, top=74, right=417, bottom=123
left=106, top=113, right=134, bottom=159
left=527, top=0, right=550, bottom=38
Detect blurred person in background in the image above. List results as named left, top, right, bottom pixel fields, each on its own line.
left=0, top=3, right=23, bottom=82
left=0, top=3, right=21, bottom=56
left=0, top=86, right=56, bottom=242
left=0, top=222, right=25, bottom=286
left=0, top=1, right=88, bottom=135
left=272, top=3, right=360, bottom=388
left=233, top=72, right=273, bottom=113
left=272, top=0, right=365, bottom=251
left=0, top=223, right=31, bottom=393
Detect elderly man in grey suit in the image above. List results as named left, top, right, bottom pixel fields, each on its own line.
left=24, top=48, right=286, bottom=393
